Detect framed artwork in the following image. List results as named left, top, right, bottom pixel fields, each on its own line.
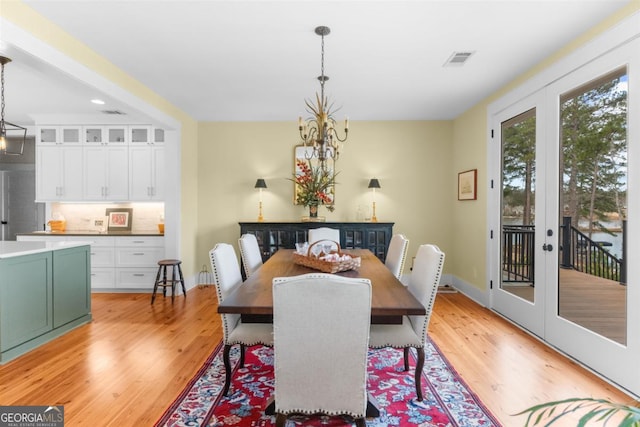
left=293, top=145, right=336, bottom=207
left=458, top=169, right=477, bottom=201
left=106, top=208, right=133, bottom=231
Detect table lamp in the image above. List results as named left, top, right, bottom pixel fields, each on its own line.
left=368, top=178, right=381, bottom=222
left=255, top=179, right=267, bottom=222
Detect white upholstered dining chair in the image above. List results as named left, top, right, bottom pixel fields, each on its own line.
left=368, top=243, right=445, bottom=401
left=385, top=233, right=410, bottom=280
left=272, top=273, right=372, bottom=427
left=307, top=227, right=340, bottom=248
left=209, top=243, right=273, bottom=396
left=238, top=233, right=263, bottom=278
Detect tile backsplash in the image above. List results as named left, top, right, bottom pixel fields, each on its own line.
left=49, top=202, right=164, bottom=232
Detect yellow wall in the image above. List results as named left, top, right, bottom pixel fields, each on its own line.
left=196, top=121, right=453, bottom=269
left=450, top=105, right=487, bottom=287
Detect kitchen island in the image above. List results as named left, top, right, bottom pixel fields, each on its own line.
left=0, top=241, right=91, bottom=363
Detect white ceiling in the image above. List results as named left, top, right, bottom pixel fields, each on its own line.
left=1, top=0, right=632, bottom=125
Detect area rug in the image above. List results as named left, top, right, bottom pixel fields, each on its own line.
left=155, top=339, right=501, bottom=427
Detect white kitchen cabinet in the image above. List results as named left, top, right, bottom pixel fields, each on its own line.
left=35, top=122, right=164, bottom=202
left=83, top=126, right=105, bottom=144
left=129, top=126, right=152, bottom=145
left=61, top=126, right=83, bottom=144
left=107, top=126, right=128, bottom=144
left=115, top=237, right=164, bottom=289
left=37, top=126, right=83, bottom=145
left=153, top=128, right=165, bottom=144
left=129, top=145, right=165, bottom=200
left=36, top=145, right=84, bottom=201
left=37, top=126, right=59, bottom=144
left=83, top=146, right=129, bottom=201
left=84, top=125, right=128, bottom=145
left=17, top=234, right=164, bottom=291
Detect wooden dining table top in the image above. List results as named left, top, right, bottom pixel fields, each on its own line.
left=217, top=248, right=425, bottom=323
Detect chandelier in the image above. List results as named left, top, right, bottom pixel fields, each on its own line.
left=0, top=56, right=26, bottom=156
left=298, top=26, right=348, bottom=169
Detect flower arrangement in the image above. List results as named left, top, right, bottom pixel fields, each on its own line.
left=291, top=158, right=336, bottom=212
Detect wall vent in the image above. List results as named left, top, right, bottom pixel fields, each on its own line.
left=101, top=110, right=126, bottom=115
left=443, top=51, right=475, bottom=67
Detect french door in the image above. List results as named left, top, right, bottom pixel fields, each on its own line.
left=489, top=38, right=640, bottom=395
left=490, top=91, right=546, bottom=338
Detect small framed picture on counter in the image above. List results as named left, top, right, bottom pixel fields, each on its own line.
left=106, top=208, right=133, bottom=231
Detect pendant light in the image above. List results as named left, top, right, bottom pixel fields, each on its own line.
left=297, top=26, right=349, bottom=171
left=0, top=56, right=27, bottom=156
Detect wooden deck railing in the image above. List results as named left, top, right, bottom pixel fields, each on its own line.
left=502, top=225, right=535, bottom=283
left=502, top=217, right=626, bottom=285
left=560, top=216, right=626, bottom=285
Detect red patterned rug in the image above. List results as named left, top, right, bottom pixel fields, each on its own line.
left=156, top=339, right=501, bottom=426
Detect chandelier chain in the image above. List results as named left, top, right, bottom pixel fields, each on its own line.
left=320, top=31, right=325, bottom=102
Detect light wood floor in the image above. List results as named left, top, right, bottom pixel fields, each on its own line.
left=503, top=268, right=626, bottom=344
left=0, top=287, right=633, bottom=426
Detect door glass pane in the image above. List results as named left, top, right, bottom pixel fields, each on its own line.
left=559, top=67, right=627, bottom=345
left=501, top=108, right=536, bottom=302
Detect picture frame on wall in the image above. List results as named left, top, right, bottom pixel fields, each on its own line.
left=458, top=169, right=477, bottom=201
left=106, top=208, right=133, bottom=231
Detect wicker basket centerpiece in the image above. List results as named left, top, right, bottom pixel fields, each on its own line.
left=292, top=239, right=361, bottom=273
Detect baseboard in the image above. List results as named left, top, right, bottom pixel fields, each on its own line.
left=444, top=274, right=491, bottom=307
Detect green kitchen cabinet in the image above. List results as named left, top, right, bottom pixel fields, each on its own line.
left=0, top=252, right=53, bottom=352
left=0, top=244, right=91, bottom=363
left=53, top=246, right=91, bottom=328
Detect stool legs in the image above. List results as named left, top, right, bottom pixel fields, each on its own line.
left=151, top=261, right=186, bottom=304
left=178, top=265, right=186, bottom=296
left=151, top=266, right=163, bottom=304
left=163, top=266, right=168, bottom=298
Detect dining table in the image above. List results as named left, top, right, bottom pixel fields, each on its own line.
left=217, top=248, right=426, bottom=418
left=218, top=248, right=426, bottom=325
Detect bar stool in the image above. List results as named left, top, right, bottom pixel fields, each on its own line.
left=152, top=259, right=186, bottom=304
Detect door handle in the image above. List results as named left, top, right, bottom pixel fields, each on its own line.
left=543, top=243, right=554, bottom=252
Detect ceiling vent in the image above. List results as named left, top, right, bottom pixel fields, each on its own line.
left=101, top=110, right=126, bottom=115
left=444, top=51, right=475, bottom=67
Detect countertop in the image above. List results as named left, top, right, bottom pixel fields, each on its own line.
left=0, top=241, right=91, bottom=259
left=17, top=231, right=164, bottom=237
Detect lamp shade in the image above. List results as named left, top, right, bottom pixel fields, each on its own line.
left=254, top=179, right=267, bottom=189
left=368, top=178, right=381, bottom=189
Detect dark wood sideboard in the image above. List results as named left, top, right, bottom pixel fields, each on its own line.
left=239, top=222, right=394, bottom=263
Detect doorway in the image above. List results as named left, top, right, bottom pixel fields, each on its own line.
left=489, top=38, right=640, bottom=395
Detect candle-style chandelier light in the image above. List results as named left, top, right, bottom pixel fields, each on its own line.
left=298, top=26, right=348, bottom=170
left=0, top=56, right=26, bottom=156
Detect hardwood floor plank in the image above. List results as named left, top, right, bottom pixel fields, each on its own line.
left=0, top=287, right=633, bottom=426
left=429, top=293, right=633, bottom=425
